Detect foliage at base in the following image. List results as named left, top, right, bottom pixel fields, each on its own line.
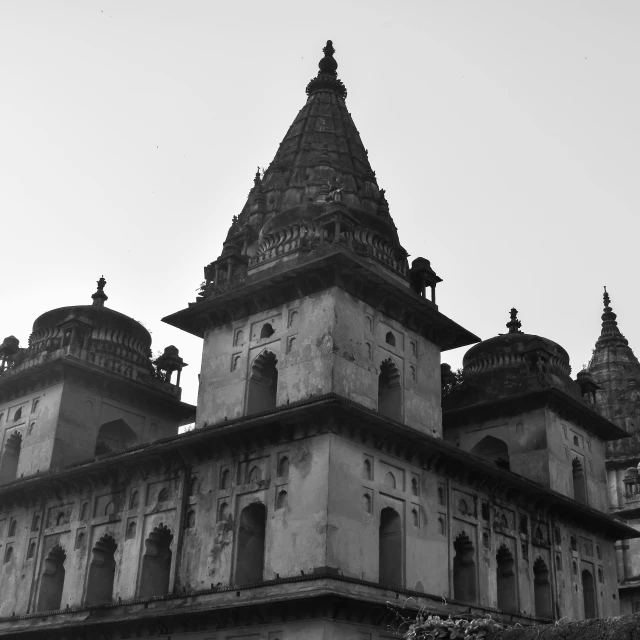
left=405, top=614, right=506, bottom=640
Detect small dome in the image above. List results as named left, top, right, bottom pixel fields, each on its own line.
left=444, top=309, right=576, bottom=408
left=30, top=278, right=151, bottom=358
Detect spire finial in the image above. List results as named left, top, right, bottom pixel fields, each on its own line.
left=306, top=40, right=347, bottom=99
left=91, top=275, right=108, bottom=307
left=599, top=286, right=626, bottom=343
left=506, top=308, right=522, bottom=334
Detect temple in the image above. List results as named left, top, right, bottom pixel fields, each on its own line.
left=0, top=42, right=636, bottom=640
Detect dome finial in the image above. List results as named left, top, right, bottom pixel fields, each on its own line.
left=506, top=307, right=521, bottom=334
left=91, top=275, right=108, bottom=307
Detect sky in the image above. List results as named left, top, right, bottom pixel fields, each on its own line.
left=2, top=1, right=640, bottom=407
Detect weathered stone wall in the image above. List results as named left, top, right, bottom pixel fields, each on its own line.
left=197, top=287, right=441, bottom=436
left=444, top=409, right=609, bottom=511
left=0, top=429, right=620, bottom=621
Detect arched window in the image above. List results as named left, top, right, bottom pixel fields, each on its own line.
left=534, top=558, right=552, bottom=618
left=129, top=491, right=139, bottom=510
left=185, top=510, right=196, bottom=528
left=8, top=518, right=17, bottom=537
left=14, top=407, right=22, bottom=422
left=31, top=514, right=40, bottom=532
left=572, top=458, right=587, bottom=504
left=85, top=535, right=117, bottom=605
left=471, top=436, right=509, bottom=470
left=246, top=351, right=278, bottom=414
left=379, top=507, right=402, bottom=587
left=27, top=540, right=36, bottom=559
left=555, top=554, right=562, bottom=571
left=36, top=545, right=66, bottom=612
left=582, top=569, right=596, bottom=618
left=94, top=419, right=138, bottom=456
left=437, top=486, right=446, bottom=506
left=385, top=331, right=396, bottom=347
left=276, top=490, right=288, bottom=510
left=4, top=546, right=13, bottom=563
left=234, top=329, right=244, bottom=346
left=411, top=477, right=419, bottom=496
left=412, top=508, right=419, bottom=528
left=378, top=358, right=402, bottom=421
left=235, top=503, right=266, bottom=584
left=157, top=488, right=169, bottom=503
left=220, top=468, right=231, bottom=490
left=438, top=516, right=446, bottom=536
left=0, top=431, right=22, bottom=483
left=260, top=323, right=274, bottom=339
left=363, top=458, right=372, bottom=480
left=496, top=545, right=517, bottom=612
left=570, top=535, right=577, bottom=551
left=137, top=524, right=173, bottom=598
left=278, top=456, right=290, bottom=479
left=363, top=494, right=372, bottom=514
left=189, top=476, right=199, bottom=496
left=453, top=532, right=477, bottom=603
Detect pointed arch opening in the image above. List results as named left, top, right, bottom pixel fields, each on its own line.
left=36, top=545, right=66, bottom=612
left=95, top=419, right=138, bottom=456
left=534, top=557, right=553, bottom=619
left=379, top=507, right=402, bottom=587
left=85, top=535, right=117, bottom=605
left=453, top=532, right=477, bottom=603
left=582, top=569, right=596, bottom=618
left=235, top=503, right=266, bottom=584
left=496, top=545, right=517, bottom=612
left=246, top=351, right=278, bottom=415
left=572, top=458, right=587, bottom=504
left=378, top=358, right=402, bottom=422
left=471, top=436, right=509, bottom=470
left=137, top=524, right=173, bottom=598
left=0, top=431, right=22, bottom=483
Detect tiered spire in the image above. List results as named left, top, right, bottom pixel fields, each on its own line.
left=597, top=286, right=628, bottom=347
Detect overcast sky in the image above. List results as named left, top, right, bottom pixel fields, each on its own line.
left=2, top=1, right=640, bottom=407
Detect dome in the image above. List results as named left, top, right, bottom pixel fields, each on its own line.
left=444, top=309, right=577, bottom=408
left=29, top=277, right=151, bottom=358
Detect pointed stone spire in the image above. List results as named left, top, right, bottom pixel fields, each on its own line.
left=506, top=308, right=522, bottom=334
left=597, top=286, right=628, bottom=347
left=306, top=40, right=347, bottom=99
left=91, top=276, right=108, bottom=307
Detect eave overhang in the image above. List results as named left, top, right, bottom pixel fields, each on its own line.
left=444, top=386, right=629, bottom=441
left=0, top=393, right=634, bottom=540
left=0, top=354, right=195, bottom=422
left=163, top=244, right=479, bottom=352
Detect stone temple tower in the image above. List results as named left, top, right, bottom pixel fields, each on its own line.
left=587, top=288, right=640, bottom=613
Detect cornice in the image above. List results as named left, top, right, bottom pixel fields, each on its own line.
left=163, top=246, right=479, bottom=352
left=444, top=386, right=628, bottom=441
left=0, top=393, right=634, bottom=540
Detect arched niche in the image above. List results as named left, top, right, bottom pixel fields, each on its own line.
left=582, top=569, right=596, bottom=618
left=85, top=535, right=117, bottom=605
left=572, top=458, right=587, bottom=504
left=496, top=545, right=517, bottom=612
left=137, top=524, right=173, bottom=598
left=453, top=532, right=477, bottom=603
left=95, top=419, right=138, bottom=456
left=234, top=503, right=266, bottom=585
left=471, top=435, right=509, bottom=470
left=0, top=431, right=22, bottom=483
left=378, top=358, right=402, bottom=422
left=379, top=507, right=402, bottom=587
left=36, top=545, right=66, bottom=612
left=246, top=351, right=278, bottom=415
left=534, top=557, right=553, bottom=619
